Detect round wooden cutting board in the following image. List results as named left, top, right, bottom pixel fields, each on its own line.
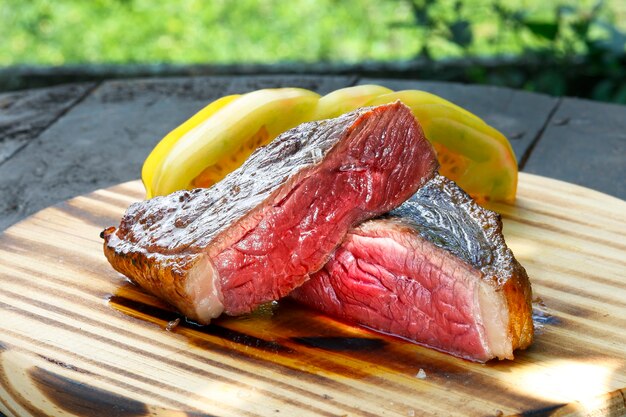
left=0, top=173, right=624, bottom=417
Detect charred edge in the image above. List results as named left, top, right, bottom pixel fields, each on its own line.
left=187, top=321, right=293, bottom=354
left=109, top=295, right=293, bottom=354
left=100, top=227, right=116, bottom=239
left=291, top=337, right=386, bottom=352
left=36, top=354, right=92, bottom=375
left=513, top=403, right=567, bottom=417
left=185, top=412, right=219, bottom=417
left=29, top=366, right=150, bottom=417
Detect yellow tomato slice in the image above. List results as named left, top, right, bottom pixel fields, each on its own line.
left=367, top=94, right=518, bottom=204
left=143, top=86, right=518, bottom=205
left=146, top=88, right=320, bottom=197
left=142, top=94, right=240, bottom=198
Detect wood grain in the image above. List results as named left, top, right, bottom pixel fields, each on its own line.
left=0, top=173, right=624, bottom=417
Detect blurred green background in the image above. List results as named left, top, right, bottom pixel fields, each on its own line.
left=1, top=0, right=625, bottom=101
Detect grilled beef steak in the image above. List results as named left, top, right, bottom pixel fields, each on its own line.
left=103, top=102, right=438, bottom=324
left=291, top=175, right=533, bottom=362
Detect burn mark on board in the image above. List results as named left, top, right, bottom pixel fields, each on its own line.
left=186, top=321, right=292, bottom=354
left=107, top=288, right=573, bottom=412
left=110, top=290, right=391, bottom=380
left=109, top=294, right=292, bottom=354
left=108, top=289, right=383, bottom=391
left=107, top=293, right=177, bottom=323
left=29, top=366, right=149, bottom=417
left=512, top=403, right=567, bottom=417
left=185, top=412, right=219, bottom=417
left=37, top=355, right=91, bottom=375
left=291, top=336, right=386, bottom=352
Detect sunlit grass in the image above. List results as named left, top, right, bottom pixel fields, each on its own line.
left=0, top=0, right=624, bottom=66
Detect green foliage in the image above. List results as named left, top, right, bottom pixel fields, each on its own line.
left=390, top=0, right=626, bottom=102
left=0, top=0, right=422, bottom=64
left=392, top=0, right=625, bottom=58
left=1, top=0, right=625, bottom=101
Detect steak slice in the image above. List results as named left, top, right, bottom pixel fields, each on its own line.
left=291, top=175, right=533, bottom=362
left=103, top=102, right=438, bottom=324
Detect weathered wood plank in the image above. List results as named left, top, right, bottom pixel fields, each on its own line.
left=0, top=83, right=95, bottom=165
left=523, top=97, right=626, bottom=200
left=0, top=76, right=354, bottom=232
left=358, top=79, right=560, bottom=166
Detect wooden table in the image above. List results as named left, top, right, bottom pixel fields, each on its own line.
left=0, top=76, right=625, bottom=417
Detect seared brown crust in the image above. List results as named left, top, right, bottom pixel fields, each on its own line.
left=503, top=262, right=534, bottom=351
left=102, top=226, right=203, bottom=319
left=387, top=174, right=534, bottom=354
